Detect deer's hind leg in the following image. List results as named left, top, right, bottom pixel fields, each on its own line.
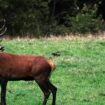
left=47, top=81, right=57, bottom=105
left=34, top=75, right=51, bottom=105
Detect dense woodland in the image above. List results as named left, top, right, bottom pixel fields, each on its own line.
left=0, top=0, right=105, bottom=37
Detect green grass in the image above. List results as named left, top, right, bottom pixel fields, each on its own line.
left=1, top=38, right=105, bottom=105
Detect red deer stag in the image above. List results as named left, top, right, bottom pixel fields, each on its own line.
left=0, top=19, right=57, bottom=105
left=0, top=53, right=57, bottom=105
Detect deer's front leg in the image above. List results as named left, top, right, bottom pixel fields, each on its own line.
left=1, top=79, right=8, bottom=105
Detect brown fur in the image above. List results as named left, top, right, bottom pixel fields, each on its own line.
left=0, top=53, right=55, bottom=78
left=0, top=52, right=57, bottom=105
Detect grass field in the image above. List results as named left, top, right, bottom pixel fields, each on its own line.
left=1, top=37, right=105, bottom=105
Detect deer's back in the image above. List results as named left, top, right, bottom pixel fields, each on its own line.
left=0, top=53, right=50, bottom=79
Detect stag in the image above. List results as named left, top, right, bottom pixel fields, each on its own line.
left=0, top=19, right=7, bottom=52
left=0, top=52, right=57, bottom=105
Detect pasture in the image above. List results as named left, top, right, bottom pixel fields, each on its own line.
left=1, top=37, right=105, bottom=105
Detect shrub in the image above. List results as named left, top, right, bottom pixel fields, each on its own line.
left=65, top=4, right=105, bottom=35
left=69, top=13, right=105, bottom=34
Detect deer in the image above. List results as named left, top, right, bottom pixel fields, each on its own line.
left=0, top=53, right=57, bottom=105
left=0, top=19, right=57, bottom=105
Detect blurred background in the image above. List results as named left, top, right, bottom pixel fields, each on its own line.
left=0, top=0, right=105, bottom=37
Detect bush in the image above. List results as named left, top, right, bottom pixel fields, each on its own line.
left=64, top=4, right=105, bottom=35
left=69, top=13, right=105, bottom=34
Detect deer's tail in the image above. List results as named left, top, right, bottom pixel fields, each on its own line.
left=47, top=60, right=56, bottom=71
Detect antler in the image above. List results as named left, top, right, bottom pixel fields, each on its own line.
left=0, top=19, right=7, bottom=52
left=0, top=19, right=7, bottom=37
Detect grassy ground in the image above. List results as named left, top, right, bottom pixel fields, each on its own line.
left=1, top=37, right=105, bottom=105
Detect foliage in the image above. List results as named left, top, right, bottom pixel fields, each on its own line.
left=0, top=0, right=50, bottom=36
left=68, top=5, right=105, bottom=34
left=0, top=0, right=105, bottom=36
